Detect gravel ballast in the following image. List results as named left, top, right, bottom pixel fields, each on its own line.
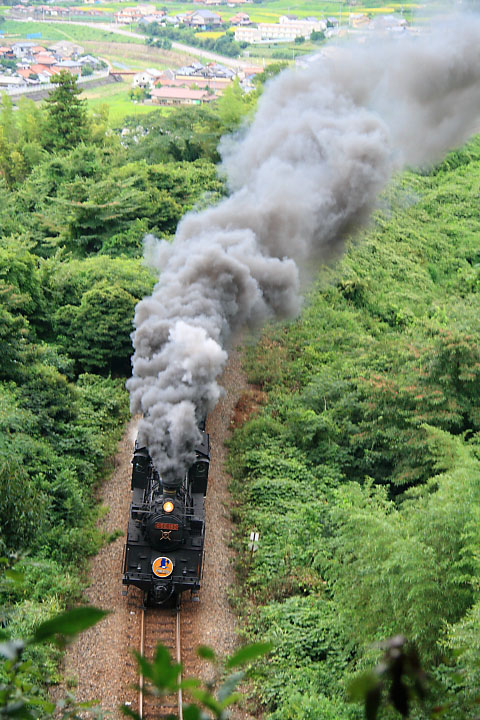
left=58, top=344, right=249, bottom=718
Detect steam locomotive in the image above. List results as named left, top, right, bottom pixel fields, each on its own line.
left=122, top=427, right=210, bottom=606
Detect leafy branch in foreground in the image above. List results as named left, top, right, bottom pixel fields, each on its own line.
left=4, top=599, right=478, bottom=720
left=348, top=635, right=428, bottom=720
left=0, top=604, right=109, bottom=719
left=122, top=641, right=272, bottom=720
left=0, top=575, right=271, bottom=720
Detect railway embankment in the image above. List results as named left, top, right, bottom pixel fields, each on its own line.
left=57, top=343, right=249, bottom=719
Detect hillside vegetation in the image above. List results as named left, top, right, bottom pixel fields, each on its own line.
left=0, top=72, right=248, bottom=703
left=229, top=135, right=480, bottom=719
left=2, top=61, right=480, bottom=719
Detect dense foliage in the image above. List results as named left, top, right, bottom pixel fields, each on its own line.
left=0, top=598, right=270, bottom=720
left=0, top=72, right=253, bottom=705
left=229, top=135, right=480, bottom=719
left=143, top=22, right=246, bottom=58
left=4, top=64, right=480, bottom=720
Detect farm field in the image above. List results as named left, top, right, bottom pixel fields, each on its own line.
left=80, top=79, right=161, bottom=124
left=0, top=19, right=143, bottom=43
left=244, top=43, right=315, bottom=60
left=0, top=20, right=201, bottom=123
left=0, top=0, right=421, bottom=26
left=195, top=30, right=226, bottom=39
left=0, top=22, right=200, bottom=68
left=124, top=0, right=418, bottom=22
left=78, top=42, right=201, bottom=123
left=81, top=39, right=196, bottom=69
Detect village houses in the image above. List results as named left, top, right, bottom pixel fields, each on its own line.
left=132, top=60, right=261, bottom=106
left=11, top=4, right=103, bottom=19
left=0, top=40, right=104, bottom=90
left=133, top=61, right=235, bottom=98
left=179, top=9, right=223, bottom=28
left=115, top=5, right=165, bottom=24
left=230, top=12, right=251, bottom=25
left=192, top=0, right=251, bottom=6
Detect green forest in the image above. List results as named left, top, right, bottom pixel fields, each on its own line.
left=1, top=65, right=480, bottom=720
left=0, top=70, right=247, bottom=707
left=230, top=137, right=480, bottom=718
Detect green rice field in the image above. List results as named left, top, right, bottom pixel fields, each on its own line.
left=0, top=19, right=143, bottom=43
left=143, top=0, right=419, bottom=23
left=1, top=0, right=419, bottom=24
left=80, top=80, right=160, bottom=124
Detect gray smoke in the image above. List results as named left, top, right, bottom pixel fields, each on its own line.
left=127, top=15, right=480, bottom=484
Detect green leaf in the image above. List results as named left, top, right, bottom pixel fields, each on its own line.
left=225, top=642, right=272, bottom=669
left=26, top=697, right=56, bottom=713
left=121, top=704, right=141, bottom=720
left=220, top=692, right=243, bottom=711
left=183, top=705, right=202, bottom=720
left=5, top=569, right=25, bottom=584
left=197, top=645, right=216, bottom=661
left=347, top=671, right=379, bottom=702
left=189, top=688, right=223, bottom=715
left=2, top=700, right=34, bottom=719
left=134, top=645, right=181, bottom=689
left=135, top=654, right=156, bottom=684
left=180, top=678, right=202, bottom=690
left=31, top=607, right=109, bottom=643
left=218, top=671, right=244, bottom=703
left=76, top=700, right=102, bottom=709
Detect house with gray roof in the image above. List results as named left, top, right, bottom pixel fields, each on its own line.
left=184, top=9, right=222, bottom=27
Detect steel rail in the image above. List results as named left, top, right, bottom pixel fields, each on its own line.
left=176, top=608, right=183, bottom=720
left=138, top=603, right=182, bottom=720
left=139, top=606, right=145, bottom=719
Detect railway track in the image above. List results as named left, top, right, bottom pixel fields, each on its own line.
left=139, top=600, right=183, bottom=720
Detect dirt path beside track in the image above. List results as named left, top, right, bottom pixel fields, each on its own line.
left=57, top=343, right=249, bottom=718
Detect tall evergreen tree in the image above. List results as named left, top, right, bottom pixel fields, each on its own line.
left=43, top=71, right=89, bottom=152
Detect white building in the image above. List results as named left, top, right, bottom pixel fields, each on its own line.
left=0, top=74, right=24, bottom=87
left=12, top=41, right=36, bottom=58
left=235, top=17, right=326, bottom=43
left=132, top=68, right=164, bottom=90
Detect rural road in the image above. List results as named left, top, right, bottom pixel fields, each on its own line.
left=16, top=18, right=254, bottom=70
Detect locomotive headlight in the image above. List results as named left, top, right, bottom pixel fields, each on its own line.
left=163, top=500, right=174, bottom=513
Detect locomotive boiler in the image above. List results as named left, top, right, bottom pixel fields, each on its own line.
left=122, top=427, right=210, bottom=606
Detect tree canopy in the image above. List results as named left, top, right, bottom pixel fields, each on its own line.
left=229, top=135, right=480, bottom=719
left=3, top=65, right=480, bottom=720
left=43, top=71, right=89, bottom=152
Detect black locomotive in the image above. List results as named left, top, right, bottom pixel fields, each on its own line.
left=122, top=427, right=210, bottom=606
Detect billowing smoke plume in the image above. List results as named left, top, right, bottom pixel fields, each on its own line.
left=127, top=15, right=480, bottom=484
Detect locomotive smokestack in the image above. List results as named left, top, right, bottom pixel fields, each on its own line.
left=128, top=14, right=480, bottom=484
